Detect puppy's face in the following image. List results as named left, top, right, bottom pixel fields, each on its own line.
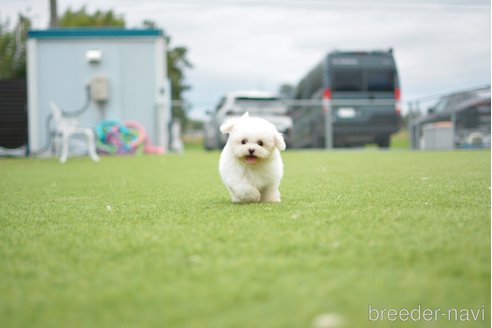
left=220, top=112, right=285, bottom=165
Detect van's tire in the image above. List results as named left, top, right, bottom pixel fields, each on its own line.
left=376, top=135, right=391, bottom=148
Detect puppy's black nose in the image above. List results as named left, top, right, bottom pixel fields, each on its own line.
left=248, top=148, right=255, bottom=155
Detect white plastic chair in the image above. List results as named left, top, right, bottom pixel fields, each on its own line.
left=49, top=102, right=99, bottom=163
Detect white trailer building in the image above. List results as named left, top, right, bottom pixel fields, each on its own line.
left=27, top=28, right=170, bottom=155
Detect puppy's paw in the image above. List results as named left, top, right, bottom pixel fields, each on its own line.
left=261, top=188, right=281, bottom=203
left=231, top=185, right=261, bottom=203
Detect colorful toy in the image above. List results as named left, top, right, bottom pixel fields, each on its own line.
left=96, top=120, right=164, bottom=155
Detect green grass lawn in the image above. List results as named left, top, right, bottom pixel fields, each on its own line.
left=0, top=150, right=490, bottom=328
left=390, top=129, right=410, bottom=149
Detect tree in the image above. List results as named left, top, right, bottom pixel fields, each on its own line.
left=143, top=20, right=193, bottom=126
left=278, top=83, right=294, bottom=100
left=59, top=6, right=124, bottom=27
left=167, top=43, right=193, bottom=125
left=0, top=14, right=31, bottom=79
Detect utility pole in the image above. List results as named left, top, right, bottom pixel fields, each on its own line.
left=49, top=0, right=58, bottom=27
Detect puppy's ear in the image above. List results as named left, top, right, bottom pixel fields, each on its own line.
left=274, top=133, right=286, bottom=151
left=220, top=119, right=236, bottom=134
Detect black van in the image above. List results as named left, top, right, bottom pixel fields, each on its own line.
left=289, top=50, right=401, bottom=148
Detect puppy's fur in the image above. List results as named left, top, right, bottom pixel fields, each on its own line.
left=219, top=112, right=285, bottom=203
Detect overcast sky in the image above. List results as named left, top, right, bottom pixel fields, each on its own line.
left=2, top=0, right=491, bottom=118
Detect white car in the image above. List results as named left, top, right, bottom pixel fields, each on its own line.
left=204, top=90, right=293, bottom=150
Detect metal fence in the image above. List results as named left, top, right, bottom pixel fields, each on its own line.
left=287, top=98, right=401, bottom=149
left=197, top=98, right=401, bottom=150
left=178, top=86, right=491, bottom=151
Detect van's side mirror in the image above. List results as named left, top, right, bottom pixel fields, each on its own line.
left=427, top=107, right=435, bottom=114
left=205, top=109, right=212, bottom=115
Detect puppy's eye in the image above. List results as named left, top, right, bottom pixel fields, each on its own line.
left=241, top=139, right=247, bottom=145
left=257, top=140, right=263, bottom=146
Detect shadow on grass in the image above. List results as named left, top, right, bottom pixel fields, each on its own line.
left=202, top=197, right=288, bottom=207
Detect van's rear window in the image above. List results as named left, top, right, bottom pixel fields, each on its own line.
left=367, top=70, right=394, bottom=91
left=332, top=70, right=363, bottom=91
left=332, top=69, right=395, bottom=92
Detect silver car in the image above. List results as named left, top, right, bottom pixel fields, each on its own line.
left=204, top=91, right=292, bottom=150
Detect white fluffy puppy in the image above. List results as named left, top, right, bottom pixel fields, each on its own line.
left=219, top=112, right=286, bottom=203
